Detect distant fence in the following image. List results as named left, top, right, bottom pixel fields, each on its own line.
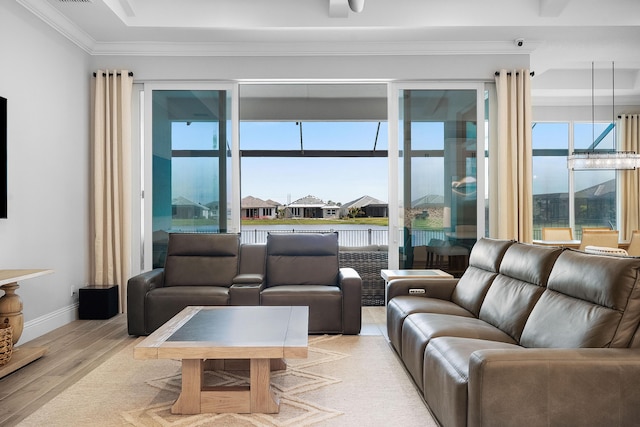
left=240, top=228, right=449, bottom=246
left=240, top=228, right=387, bottom=246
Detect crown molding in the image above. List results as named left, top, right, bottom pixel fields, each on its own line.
left=17, top=0, right=96, bottom=54
left=90, top=39, right=538, bottom=57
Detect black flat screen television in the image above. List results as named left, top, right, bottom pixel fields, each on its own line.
left=1, top=96, right=6, bottom=218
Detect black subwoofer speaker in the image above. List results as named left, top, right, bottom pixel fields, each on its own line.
left=79, top=285, right=119, bottom=319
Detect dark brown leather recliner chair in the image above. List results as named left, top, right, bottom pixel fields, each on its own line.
left=127, top=233, right=246, bottom=335
left=260, top=232, right=362, bottom=334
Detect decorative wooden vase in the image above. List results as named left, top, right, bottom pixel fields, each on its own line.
left=0, top=283, right=23, bottom=344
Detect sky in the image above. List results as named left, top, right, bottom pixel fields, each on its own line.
left=171, top=121, right=391, bottom=206
left=239, top=121, right=389, bottom=204
left=169, top=118, right=617, bottom=207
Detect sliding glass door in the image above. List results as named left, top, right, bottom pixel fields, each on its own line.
left=143, top=84, right=238, bottom=269
left=138, top=81, right=486, bottom=275
left=388, top=83, right=486, bottom=273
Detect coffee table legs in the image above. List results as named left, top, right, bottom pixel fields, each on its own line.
left=171, top=358, right=279, bottom=415
left=250, top=358, right=279, bottom=413
left=172, top=359, right=203, bottom=414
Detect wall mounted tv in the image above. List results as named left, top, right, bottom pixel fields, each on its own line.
left=1, top=96, right=6, bottom=218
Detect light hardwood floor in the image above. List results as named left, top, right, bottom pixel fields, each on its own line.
left=0, top=306, right=386, bottom=426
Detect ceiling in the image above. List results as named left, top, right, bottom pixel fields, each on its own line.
left=17, top=0, right=640, bottom=106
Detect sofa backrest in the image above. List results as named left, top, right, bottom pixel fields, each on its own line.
left=478, top=243, right=563, bottom=341
left=266, top=232, right=339, bottom=287
left=164, top=233, right=240, bottom=287
left=520, top=249, right=640, bottom=348
left=239, top=243, right=266, bottom=275
left=451, top=238, right=514, bottom=316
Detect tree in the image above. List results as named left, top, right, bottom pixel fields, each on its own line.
left=348, top=206, right=362, bottom=218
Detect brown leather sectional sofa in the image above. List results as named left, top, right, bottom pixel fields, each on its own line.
left=387, top=237, right=640, bottom=427
left=127, top=232, right=362, bottom=336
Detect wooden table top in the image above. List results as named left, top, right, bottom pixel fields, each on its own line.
left=0, top=269, right=54, bottom=286
left=134, top=306, right=309, bottom=361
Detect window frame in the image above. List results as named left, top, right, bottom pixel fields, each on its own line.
left=532, top=119, right=619, bottom=240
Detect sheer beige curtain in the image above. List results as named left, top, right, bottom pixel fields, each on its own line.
left=91, top=70, right=133, bottom=312
left=489, top=70, right=533, bottom=242
left=620, top=114, right=640, bottom=240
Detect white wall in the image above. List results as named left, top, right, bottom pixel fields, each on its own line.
left=0, top=2, right=91, bottom=342
left=91, top=53, right=529, bottom=82
left=534, top=105, right=640, bottom=122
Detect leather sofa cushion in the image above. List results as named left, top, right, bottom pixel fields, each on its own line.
left=478, top=275, right=545, bottom=342
left=402, top=314, right=517, bottom=391
left=450, top=238, right=514, bottom=316
left=477, top=241, right=562, bottom=342
left=522, top=250, right=640, bottom=348
left=466, top=238, right=514, bottom=272
left=548, top=249, right=640, bottom=312
left=521, top=291, right=629, bottom=348
left=232, top=273, right=263, bottom=284
left=423, top=337, right=523, bottom=427
left=239, top=243, right=266, bottom=275
left=450, top=267, right=499, bottom=317
left=261, top=285, right=342, bottom=333
left=164, top=233, right=240, bottom=287
left=498, top=242, right=562, bottom=286
left=266, top=232, right=339, bottom=286
left=387, top=295, right=474, bottom=357
left=145, top=285, right=230, bottom=333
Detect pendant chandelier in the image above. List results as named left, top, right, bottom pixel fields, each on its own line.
left=567, top=62, right=640, bottom=170
left=566, top=151, right=640, bottom=169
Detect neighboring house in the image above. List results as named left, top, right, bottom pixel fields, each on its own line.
left=241, top=196, right=280, bottom=219
left=172, top=196, right=211, bottom=219
left=286, top=195, right=337, bottom=219
left=204, top=201, right=220, bottom=219
left=533, top=179, right=616, bottom=226
left=560, top=179, right=615, bottom=226
left=322, top=203, right=341, bottom=219
left=341, top=195, right=388, bottom=218
left=265, top=199, right=284, bottom=219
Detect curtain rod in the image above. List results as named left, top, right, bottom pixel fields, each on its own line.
left=494, top=71, right=535, bottom=77
left=92, top=71, right=134, bottom=77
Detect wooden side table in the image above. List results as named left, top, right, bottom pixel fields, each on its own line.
left=0, top=269, right=54, bottom=378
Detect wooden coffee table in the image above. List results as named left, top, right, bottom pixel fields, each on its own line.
left=134, top=306, right=308, bottom=415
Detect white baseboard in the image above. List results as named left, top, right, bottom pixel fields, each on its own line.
left=19, top=303, right=78, bottom=344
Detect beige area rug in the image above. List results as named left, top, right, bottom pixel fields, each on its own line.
left=18, top=335, right=438, bottom=427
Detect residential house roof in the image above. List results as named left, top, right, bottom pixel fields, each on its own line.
left=241, top=195, right=280, bottom=209
left=411, top=195, right=445, bottom=209
left=288, top=195, right=327, bottom=207
left=172, top=196, right=210, bottom=211
left=342, top=195, right=387, bottom=209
